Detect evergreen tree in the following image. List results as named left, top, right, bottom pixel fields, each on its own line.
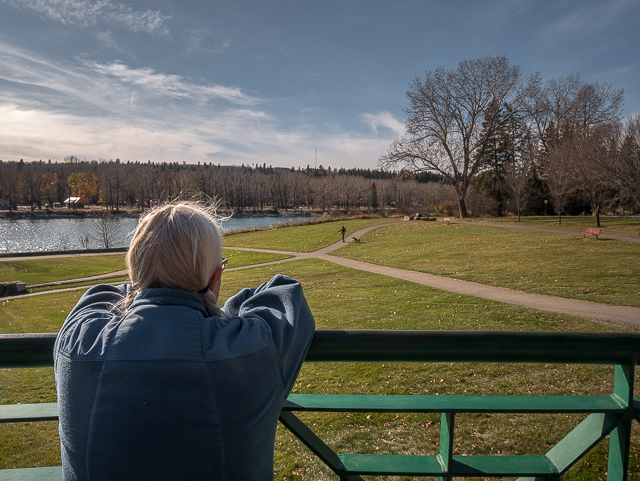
left=370, top=182, right=378, bottom=210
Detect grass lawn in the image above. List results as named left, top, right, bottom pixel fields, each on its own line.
left=224, top=250, right=293, bottom=269
left=464, top=215, right=640, bottom=237
left=332, top=221, right=640, bottom=308
left=0, top=255, right=126, bottom=285
left=2, top=259, right=638, bottom=478
left=0, top=250, right=291, bottom=288
left=223, top=218, right=398, bottom=252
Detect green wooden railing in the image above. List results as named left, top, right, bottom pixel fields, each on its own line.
left=1, top=330, right=639, bottom=480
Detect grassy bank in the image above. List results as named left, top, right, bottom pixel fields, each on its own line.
left=464, top=215, right=640, bottom=237
left=0, top=251, right=292, bottom=286
left=332, top=221, right=640, bottom=308
left=224, top=218, right=397, bottom=252
left=0, top=255, right=126, bottom=285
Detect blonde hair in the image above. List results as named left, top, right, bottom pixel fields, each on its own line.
left=123, top=201, right=225, bottom=317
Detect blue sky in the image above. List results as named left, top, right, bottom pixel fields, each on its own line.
left=0, top=0, right=638, bottom=169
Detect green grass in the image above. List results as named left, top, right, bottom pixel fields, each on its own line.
left=224, top=249, right=293, bottom=268
left=223, top=218, right=397, bottom=252
left=465, top=215, right=640, bottom=237
left=0, top=250, right=289, bottom=289
left=0, top=290, right=83, bottom=335
left=1, top=221, right=639, bottom=478
left=0, top=255, right=126, bottom=284
left=332, top=221, right=640, bottom=307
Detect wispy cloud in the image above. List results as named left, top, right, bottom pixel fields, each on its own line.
left=360, top=111, right=405, bottom=137
left=543, top=0, right=631, bottom=36
left=0, top=102, right=386, bottom=168
left=479, top=0, right=530, bottom=22
left=4, top=0, right=170, bottom=35
left=84, top=61, right=257, bottom=105
left=0, top=43, right=386, bottom=168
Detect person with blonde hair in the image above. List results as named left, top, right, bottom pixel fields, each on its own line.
left=54, top=201, right=315, bottom=481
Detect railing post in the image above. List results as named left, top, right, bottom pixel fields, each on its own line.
left=612, top=364, right=633, bottom=407
left=437, top=412, right=454, bottom=481
left=607, top=364, right=634, bottom=481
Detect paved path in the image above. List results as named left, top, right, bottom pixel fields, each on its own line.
left=15, top=221, right=640, bottom=328
left=225, top=223, right=640, bottom=328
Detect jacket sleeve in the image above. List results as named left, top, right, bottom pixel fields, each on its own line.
left=54, top=284, right=130, bottom=364
left=222, top=275, right=315, bottom=389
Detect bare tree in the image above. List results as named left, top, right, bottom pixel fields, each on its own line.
left=379, top=55, right=523, bottom=217
left=565, top=127, right=616, bottom=227
left=0, top=162, right=19, bottom=211
left=503, top=144, right=533, bottom=222
left=525, top=73, right=624, bottom=154
left=89, top=213, right=124, bottom=249
left=100, top=159, right=125, bottom=212
left=542, top=141, right=572, bottom=225
left=603, top=115, right=640, bottom=207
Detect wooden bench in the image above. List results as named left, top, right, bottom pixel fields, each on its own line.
left=581, top=227, right=601, bottom=239
left=443, top=217, right=451, bottom=224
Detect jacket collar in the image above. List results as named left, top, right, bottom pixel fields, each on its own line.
left=130, top=288, right=210, bottom=316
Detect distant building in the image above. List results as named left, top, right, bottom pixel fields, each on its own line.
left=63, top=197, right=82, bottom=209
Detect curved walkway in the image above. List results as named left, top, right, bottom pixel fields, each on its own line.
left=15, top=222, right=640, bottom=329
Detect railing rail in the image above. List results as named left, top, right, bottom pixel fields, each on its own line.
left=4, top=330, right=640, bottom=366
left=1, top=330, right=639, bottom=480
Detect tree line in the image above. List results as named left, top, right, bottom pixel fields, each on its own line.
left=380, top=55, right=639, bottom=224
left=0, top=158, right=459, bottom=215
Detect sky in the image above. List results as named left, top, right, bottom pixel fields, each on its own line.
left=0, top=0, right=638, bottom=170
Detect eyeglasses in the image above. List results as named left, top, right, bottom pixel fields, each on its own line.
left=219, top=257, right=228, bottom=271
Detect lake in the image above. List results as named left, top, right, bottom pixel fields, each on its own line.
left=0, top=214, right=314, bottom=253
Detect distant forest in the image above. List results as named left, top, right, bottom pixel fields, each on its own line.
left=0, top=158, right=457, bottom=215
left=0, top=143, right=636, bottom=218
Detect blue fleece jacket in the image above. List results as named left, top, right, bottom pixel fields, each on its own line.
left=54, top=274, right=315, bottom=481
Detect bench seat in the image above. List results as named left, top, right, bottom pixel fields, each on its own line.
left=339, top=453, right=557, bottom=477
left=1, top=466, right=62, bottom=481
left=581, top=228, right=601, bottom=239
left=0, top=403, right=58, bottom=423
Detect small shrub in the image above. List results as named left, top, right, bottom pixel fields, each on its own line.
left=435, top=201, right=457, bottom=217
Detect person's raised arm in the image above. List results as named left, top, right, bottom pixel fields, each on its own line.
left=223, top=274, right=315, bottom=387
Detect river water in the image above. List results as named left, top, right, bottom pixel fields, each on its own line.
left=0, top=214, right=313, bottom=253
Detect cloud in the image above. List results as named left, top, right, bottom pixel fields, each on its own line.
left=542, top=0, right=631, bottom=37
left=0, top=42, right=258, bottom=111
left=479, top=0, right=530, bottom=22
left=4, top=0, right=170, bottom=35
left=212, top=39, right=233, bottom=55
left=360, top=111, right=405, bottom=137
left=84, top=61, right=257, bottom=105
left=0, top=103, right=385, bottom=169
left=0, top=43, right=386, bottom=169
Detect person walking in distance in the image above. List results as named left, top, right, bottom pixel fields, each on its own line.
left=339, top=225, right=346, bottom=242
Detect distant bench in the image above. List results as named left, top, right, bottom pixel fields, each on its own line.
left=581, top=227, right=601, bottom=239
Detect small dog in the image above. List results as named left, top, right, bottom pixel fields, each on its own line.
left=352, top=236, right=361, bottom=242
